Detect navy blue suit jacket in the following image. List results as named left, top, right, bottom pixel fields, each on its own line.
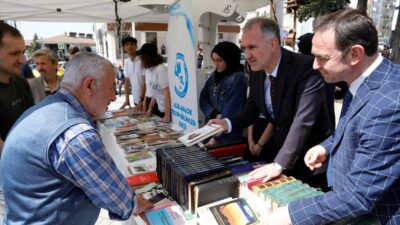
left=289, top=58, right=400, bottom=224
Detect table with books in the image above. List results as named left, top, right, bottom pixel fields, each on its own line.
left=98, top=109, right=185, bottom=225
left=99, top=109, right=379, bottom=225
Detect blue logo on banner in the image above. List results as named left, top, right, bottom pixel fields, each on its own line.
left=174, top=52, right=189, bottom=98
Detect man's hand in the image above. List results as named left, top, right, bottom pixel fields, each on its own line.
left=133, top=194, right=154, bottom=215
left=249, top=163, right=283, bottom=182
left=134, top=102, right=144, bottom=112
left=162, top=114, right=171, bottom=123
left=304, top=145, right=327, bottom=171
left=207, top=119, right=228, bottom=136
left=261, top=206, right=292, bottom=225
left=250, top=142, right=262, bottom=156
left=120, top=100, right=131, bottom=109
left=145, top=110, right=152, bottom=118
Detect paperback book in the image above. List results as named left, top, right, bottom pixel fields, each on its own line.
left=208, top=198, right=259, bottom=225
left=178, top=124, right=224, bottom=147
left=125, top=151, right=153, bottom=162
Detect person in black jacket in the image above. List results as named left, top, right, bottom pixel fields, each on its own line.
left=209, top=17, right=332, bottom=186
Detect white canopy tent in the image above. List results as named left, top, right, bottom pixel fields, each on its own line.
left=0, top=0, right=269, bottom=23
left=2, top=0, right=274, bottom=131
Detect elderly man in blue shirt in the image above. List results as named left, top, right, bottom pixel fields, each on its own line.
left=1, top=52, right=153, bottom=225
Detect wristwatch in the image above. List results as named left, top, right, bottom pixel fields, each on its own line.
left=138, top=97, right=144, bottom=102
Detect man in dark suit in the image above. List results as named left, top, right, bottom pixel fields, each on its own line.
left=209, top=17, right=332, bottom=185
left=266, top=9, right=400, bottom=225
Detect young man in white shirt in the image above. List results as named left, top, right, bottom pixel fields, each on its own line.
left=119, top=36, right=146, bottom=111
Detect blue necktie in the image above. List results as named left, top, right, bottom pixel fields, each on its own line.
left=327, top=90, right=353, bottom=186
left=339, top=90, right=353, bottom=118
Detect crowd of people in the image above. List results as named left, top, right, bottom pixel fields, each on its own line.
left=0, top=7, right=399, bottom=225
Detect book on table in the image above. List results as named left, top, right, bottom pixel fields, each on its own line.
left=178, top=124, right=224, bottom=147
left=197, top=198, right=259, bottom=225
left=192, top=175, right=240, bottom=214
left=144, top=202, right=188, bottom=225
left=126, top=172, right=159, bottom=187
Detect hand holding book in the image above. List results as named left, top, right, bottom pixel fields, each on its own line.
left=206, top=118, right=229, bottom=136
left=178, top=124, right=224, bottom=147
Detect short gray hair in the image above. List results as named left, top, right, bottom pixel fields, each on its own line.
left=61, top=52, right=113, bottom=90
left=243, top=17, right=281, bottom=45
left=32, top=48, right=59, bottom=64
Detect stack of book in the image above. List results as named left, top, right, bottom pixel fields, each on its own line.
left=246, top=176, right=323, bottom=210
left=156, top=146, right=229, bottom=209
left=240, top=175, right=380, bottom=225
left=99, top=110, right=184, bottom=167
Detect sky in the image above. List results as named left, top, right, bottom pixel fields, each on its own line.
left=16, top=21, right=95, bottom=40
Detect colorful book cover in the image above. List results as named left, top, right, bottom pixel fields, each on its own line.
left=126, top=172, right=159, bottom=187
left=128, top=163, right=156, bottom=175
left=209, top=198, right=258, bottom=225
left=125, top=151, right=152, bottom=162
left=208, top=144, right=246, bottom=158
left=145, top=204, right=187, bottom=225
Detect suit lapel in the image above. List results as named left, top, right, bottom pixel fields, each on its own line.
left=331, top=59, right=392, bottom=152
left=273, top=48, right=291, bottom=118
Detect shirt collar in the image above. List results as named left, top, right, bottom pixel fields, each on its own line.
left=128, top=56, right=140, bottom=63
left=349, top=54, right=383, bottom=96
left=42, top=76, right=60, bottom=92
left=265, top=53, right=281, bottom=78
left=58, top=88, right=96, bottom=127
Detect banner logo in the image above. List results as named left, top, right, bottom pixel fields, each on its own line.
left=174, top=52, right=189, bottom=98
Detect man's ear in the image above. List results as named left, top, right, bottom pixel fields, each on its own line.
left=270, top=37, right=280, bottom=51
left=349, top=45, right=364, bottom=66
left=82, top=76, right=95, bottom=95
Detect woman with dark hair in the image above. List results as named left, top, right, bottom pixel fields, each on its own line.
left=199, top=41, right=247, bottom=145
left=138, top=43, right=171, bottom=123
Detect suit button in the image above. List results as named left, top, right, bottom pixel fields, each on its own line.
left=276, top=127, right=280, bottom=131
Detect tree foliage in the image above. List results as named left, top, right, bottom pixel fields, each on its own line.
left=27, top=33, right=41, bottom=56
left=297, top=0, right=350, bottom=22
left=390, top=13, right=400, bottom=63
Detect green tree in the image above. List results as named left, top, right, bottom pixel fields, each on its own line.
left=390, top=12, right=400, bottom=63
left=297, top=0, right=350, bottom=22
left=27, top=33, right=41, bottom=56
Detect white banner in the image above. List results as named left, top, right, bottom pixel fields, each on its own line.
left=167, top=0, right=199, bottom=132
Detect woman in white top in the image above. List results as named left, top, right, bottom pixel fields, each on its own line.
left=137, top=43, right=171, bottom=123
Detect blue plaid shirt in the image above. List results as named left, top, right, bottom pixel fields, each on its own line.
left=49, top=88, right=135, bottom=220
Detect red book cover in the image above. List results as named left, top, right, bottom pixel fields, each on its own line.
left=126, top=172, right=159, bottom=186
left=208, top=143, right=246, bottom=158
left=244, top=177, right=265, bottom=190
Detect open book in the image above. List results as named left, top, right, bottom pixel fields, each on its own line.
left=178, top=124, right=224, bottom=147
